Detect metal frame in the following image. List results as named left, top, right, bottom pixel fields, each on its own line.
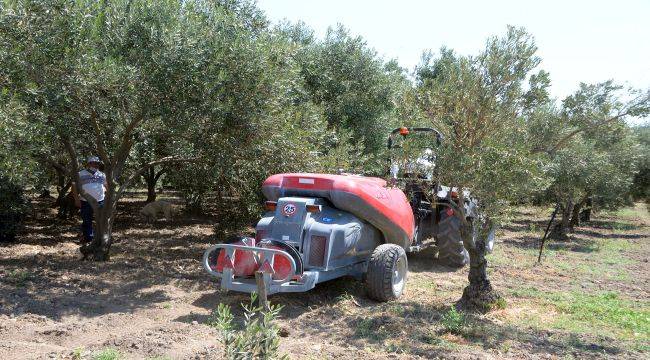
left=387, top=127, right=443, bottom=149
left=202, top=243, right=368, bottom=295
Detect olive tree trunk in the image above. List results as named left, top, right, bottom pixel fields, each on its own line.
left=444, top=194, right=502, bottom=312
left=458, top=216, right=502, bottom=312
left=580, top=197, right=592, bottom=222
left=143, top=167, right=165, bottom=203
left=553, top=198, right=574, bottom=240
left=82, top=190, right=117, bottom=261
left=569, top=197, right=587, bottom=229
left=145, top=167, right=157, bottom=203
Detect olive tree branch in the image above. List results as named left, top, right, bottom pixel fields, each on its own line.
left=117, top=156, right=201, bottom=200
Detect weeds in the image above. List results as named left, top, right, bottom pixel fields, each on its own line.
left=92, top=348, right=121, bottom=360
left=509, top=288, right=648, bottom=340
left=613, top=205, right=649, bottom=222
left=71, top=347, right=84, bottom=360
left=492, top=297, right=507, bottom=310
left=355, top=318, right=378, bottom=338
left=509, top=286, right=543, bottom=298
left=440, top=307, right=465, bottom=335
left=6, top=270, right=31, bottom=287
left=386, top=303, right=406, bottom=316
left=208, top=293, right=287, bottom=360
left=549, top=291, right=649, bottom=338
left=611, top=222, right=638, bottom=231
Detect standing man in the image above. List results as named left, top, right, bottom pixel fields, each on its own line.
left=72, top=156, right=107, bottom=244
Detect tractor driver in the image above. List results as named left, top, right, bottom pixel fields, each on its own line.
left=392, top=148, right=435, bottom=181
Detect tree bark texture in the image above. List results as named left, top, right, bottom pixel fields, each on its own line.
left=553, top=198, right=573, bottom=240
left=569, top=200, right=583, bottom=229
left=144, top=167, right=158, bottom=203
left=580, top=197, right=592, bottom=222
left=457, top=215, right=503, bottom=312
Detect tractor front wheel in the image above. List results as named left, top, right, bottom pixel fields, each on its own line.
left=365, top=244, right=408, bottom=302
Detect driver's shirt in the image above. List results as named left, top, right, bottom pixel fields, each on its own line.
left=78, top=169, right=106, bottom=202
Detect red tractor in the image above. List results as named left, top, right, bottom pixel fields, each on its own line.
left=203, top=127, right=492, bottom=301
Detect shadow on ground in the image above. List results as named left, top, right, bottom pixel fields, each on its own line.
left=345, top=300, right=626, bottom=358
left=0, top=195, right=219, bottom=321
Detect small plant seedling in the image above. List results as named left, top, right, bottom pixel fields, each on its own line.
left=92, top=348, right=121, bottom=360
left=71, top=347, right=84, bottom=360
left=354, top=318, right=374, bottom=337
left=335, top=292, right=355, bottom=303
left=440, top=307, right=465, bottom=335
left=208, top=293, right=288, bottom=360
left=6, top=270, right=31, bottom=287
left=492, top=297, right=507, bottom=310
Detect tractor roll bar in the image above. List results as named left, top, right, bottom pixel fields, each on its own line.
left=387, top=127, right=444, bottom=149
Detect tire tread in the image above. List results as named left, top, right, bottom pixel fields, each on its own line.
left=365, top=244, right=407, bottom=301
left=436, top=210, right=469, bottom=267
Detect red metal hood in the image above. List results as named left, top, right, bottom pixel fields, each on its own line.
left=262, top=173, right=415, bottom=249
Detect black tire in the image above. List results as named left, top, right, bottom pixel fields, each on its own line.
left=365, top=244, right=408, bottom=302
left=436, top=209, right=469, bottom=267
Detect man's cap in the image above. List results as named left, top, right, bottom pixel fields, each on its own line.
left=87, top=156, right=101, bottom=163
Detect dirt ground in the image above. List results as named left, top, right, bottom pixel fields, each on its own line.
left=1, top=193, right=648, bottom=359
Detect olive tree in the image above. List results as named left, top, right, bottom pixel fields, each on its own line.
left=0, top=0, right=266, bottom=260
left=169, top=23, right=332, bottom=227
left=130, top=120, right=176, bottom=203
left=528, top=82, right=650, bottom=237
left=415, top=27, right=547, bottom=310
left=293, top=24, right=403, bottom=155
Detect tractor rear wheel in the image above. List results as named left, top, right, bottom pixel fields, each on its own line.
left=365, top=244, right=408, bottom=302
left=436, top=209, right=469, bottom=267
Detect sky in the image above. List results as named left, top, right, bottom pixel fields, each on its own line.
left=257, top=0, right=650, bottom=104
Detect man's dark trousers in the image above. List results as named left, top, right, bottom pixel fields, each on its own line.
left=80, top=200, right=104, bottom=243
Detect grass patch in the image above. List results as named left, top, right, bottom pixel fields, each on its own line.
left=611, top=222, right=639, bottom=231
left=487, top=245, right=540, bottom=268
left=71, top=347, right=84, bottom=360
left=509, top=286, right=544, bottom=298
left=509, top=289, right=648, bottom=341
left=598, top=238, right=637, bottom=253
left=354, top=317, right=387, bottom=341
left=335, top=292, right=355, bottom=303
left=5, top=270, right=32, bottom=287
left=492, top=297, right=508, bottom=310
left=418, top=330, right=462, bottom=350
left=528, top=222, right=540, bottom=233
left=386, top=303, right=406, bottom=316
left=440, top=307, right=465, bottom=335
left=613, top=205, right=649, bottom=223
left=535, top=234, right=638, bottom=282
left=549, top=291, right=649, bottom=339
left=409, top=277, right=438, bottom=290
left=353, top=314, right=403, bottom=342
left=93, top=348, right=121, bottom=360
